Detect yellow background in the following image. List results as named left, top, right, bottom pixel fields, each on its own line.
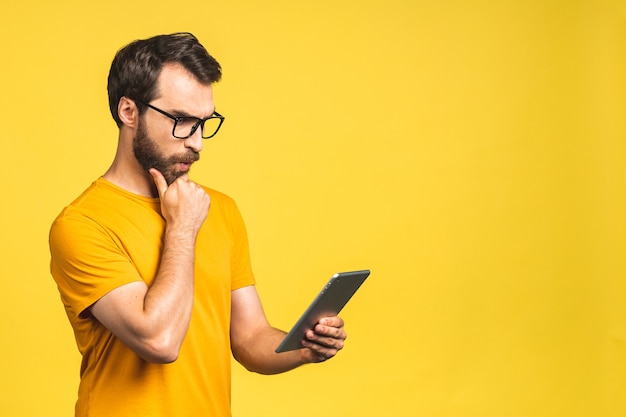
left=1, top=1, right=625, bottom=416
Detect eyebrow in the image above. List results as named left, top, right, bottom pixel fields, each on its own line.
left=169, top=108, right=200, bottom=118
left=169, top=107, right=216, bottom=119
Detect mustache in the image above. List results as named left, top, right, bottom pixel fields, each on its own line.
left=173, top=151, right=200, bottom=164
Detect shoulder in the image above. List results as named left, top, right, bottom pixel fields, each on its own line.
left=201, top=186, right=235, bottom=205
left=51, top=179, right=125, bottom=225
left=200, top=186, right=243, bottom=215
left=49, top=178, right=160, bottom=249
left=49, top=181, right=107, bottom=244
left=196, top=186, right=250, bottom=236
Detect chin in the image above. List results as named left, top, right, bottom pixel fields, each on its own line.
left=164, top=170, right=186, bottom=186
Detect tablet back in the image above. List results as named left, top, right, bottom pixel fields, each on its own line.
left=275, top=269, right=370, bottom=353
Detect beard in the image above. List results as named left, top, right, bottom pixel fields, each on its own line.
left=133, top=117, right=200, bottom=186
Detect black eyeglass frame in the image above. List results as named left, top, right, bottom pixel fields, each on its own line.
left=138, top=100, right=225, bottom=139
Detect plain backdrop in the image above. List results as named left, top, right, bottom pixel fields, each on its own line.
left=1, top=1, right=625, bottom=416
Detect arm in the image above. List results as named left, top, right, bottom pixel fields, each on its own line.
left=230, top=285, right=347, bottom=375
left=90, top=169, right=210, bottom=363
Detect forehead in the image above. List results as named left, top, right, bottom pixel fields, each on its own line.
left=154, top=63, right=214, bottom=115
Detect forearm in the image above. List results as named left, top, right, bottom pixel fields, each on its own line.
left=231, top=286, right=346, bottom=374
left=140, top=226, right=197, bottom=358
left=232, top=326, right=310, bottom=375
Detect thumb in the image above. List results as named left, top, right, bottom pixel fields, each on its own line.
left=149, top=168, right=168, bottom=198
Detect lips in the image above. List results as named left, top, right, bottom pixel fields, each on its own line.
left=176, top=152, right=200, bottom=171
left=178, top=161, right=196, bottom=172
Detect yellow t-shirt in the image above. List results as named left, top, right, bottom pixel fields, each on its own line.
left=49, top=177, right=256, bottom=417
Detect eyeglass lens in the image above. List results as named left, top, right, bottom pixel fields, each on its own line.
left=174, top=117, right=222, bottom=139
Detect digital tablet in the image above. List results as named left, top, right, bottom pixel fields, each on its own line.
left=275, top=269, right=370, bottom=353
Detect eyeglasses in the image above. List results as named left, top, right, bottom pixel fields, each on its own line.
left=139, top=101, right=225, bottom=139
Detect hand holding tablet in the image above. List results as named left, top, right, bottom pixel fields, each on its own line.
left=275, top=270, right=370, bottom=353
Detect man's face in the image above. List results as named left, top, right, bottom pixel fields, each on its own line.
left=132, top=64, right=215, bottom=185
left=133, top=116, right=199, bottom=185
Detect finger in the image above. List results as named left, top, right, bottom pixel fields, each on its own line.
left=314, top=323, right=346, bottom=339
left=301, top=338, right=342, bottom=362
left=318, top=316, right=344, bottom=329
left=306, top=327, right=346, bottom=348
left=304, top=336, right=338, bottom=350
left=148, top=168, right=168, bottom=198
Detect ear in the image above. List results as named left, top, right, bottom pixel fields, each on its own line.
left=117, top=96, right=139, bottom=128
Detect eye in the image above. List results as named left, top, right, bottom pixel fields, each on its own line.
left=176, top=117, right=198, bottom=129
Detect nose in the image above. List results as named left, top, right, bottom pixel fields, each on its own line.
left=184, top=127, right=204, bottom=153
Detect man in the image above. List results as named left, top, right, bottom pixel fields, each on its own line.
left=49, top=32, right=347, bottom=417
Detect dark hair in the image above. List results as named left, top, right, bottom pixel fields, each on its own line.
left=107, top=32, right=222, bottom=126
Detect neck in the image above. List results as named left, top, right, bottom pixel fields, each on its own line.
left=103, top=165, right=158, bottom=198
left=103, top=142, right=158, bottom=198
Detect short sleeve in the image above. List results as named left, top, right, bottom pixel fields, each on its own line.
left=49, top=210, right=143, bottom=319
